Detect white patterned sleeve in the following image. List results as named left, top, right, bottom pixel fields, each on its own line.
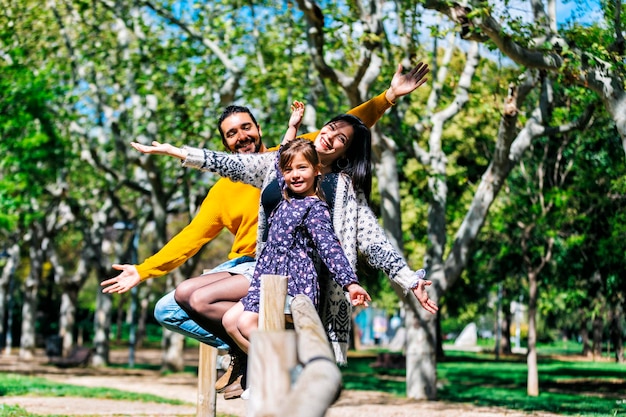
left=181, top=146, right=274, bottom=188
left=353, top=191, right=416, bottom=292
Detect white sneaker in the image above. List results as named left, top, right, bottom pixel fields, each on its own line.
left=241, top=388, right=251, bottom=400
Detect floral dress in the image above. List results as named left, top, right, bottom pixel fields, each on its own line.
left=240, top=147, right=359, bottom=313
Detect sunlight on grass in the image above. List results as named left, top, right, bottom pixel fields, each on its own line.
left=341, top=349, right=626, bottom=417
left=0, top=373, right=188, bottom=405
left=0, top=404, right=33, bottom=417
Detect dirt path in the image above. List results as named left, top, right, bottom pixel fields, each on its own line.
left=0, top=349, right=562, bottom=417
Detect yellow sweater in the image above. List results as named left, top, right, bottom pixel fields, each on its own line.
left=135, top=90, right=394, bottom=281
left=136, top=178, right=259, bottom=280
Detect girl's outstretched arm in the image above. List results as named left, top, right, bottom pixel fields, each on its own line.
left=281, top=100, right=305, bottom=145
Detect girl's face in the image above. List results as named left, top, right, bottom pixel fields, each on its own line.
left=313, top=121, right=355, bottom=170
left=282, top=153, right=319, bottom=197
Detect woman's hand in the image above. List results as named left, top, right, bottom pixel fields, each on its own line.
left=411, top=279, right=439, bottom=314
left=385, top=62, right=430, bottom=103
left=101, top=264, right=141, bottom=294
left=131, top=141, right=188, bottom=160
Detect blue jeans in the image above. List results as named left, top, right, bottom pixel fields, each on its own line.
left=153, top=256, right=256, bottom=349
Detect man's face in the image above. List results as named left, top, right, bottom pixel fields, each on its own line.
left=220, top=112, right=264, bottom=154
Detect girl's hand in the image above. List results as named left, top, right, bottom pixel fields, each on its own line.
left=288, top=101, right=305, bottom=130
left=385, top=62, right=430, bottom=103
left=411, top=279, right=439, bottom=314
left=282, top=101, right=305, bottom=145
left=131, top=141, right=188, bottom=160
left=346, top=282, right=372, bottom=307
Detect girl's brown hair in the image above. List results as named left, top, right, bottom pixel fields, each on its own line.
left=279, top=138, right=324, bottom=201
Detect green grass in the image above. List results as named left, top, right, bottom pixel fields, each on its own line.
left=0, top=404, right=32, bottom=417
left=0, top=373, right=188, bottom=404
left=341, top=350, right=626, bottom=416
left=0, top=373, right=244, bottom=417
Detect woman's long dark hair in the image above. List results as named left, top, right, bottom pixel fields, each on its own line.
left=326, top=114, right=372, bottom=202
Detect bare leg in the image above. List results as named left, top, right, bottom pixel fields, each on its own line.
left=237, top=311, right=259, bottom=350
left=175, top=272, right=232, bottom=304
left=174, top=272, right=250, bottom=356
left=223, top=302, right=251, bottom=353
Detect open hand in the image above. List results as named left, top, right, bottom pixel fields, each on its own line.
left=386, top=62, right=430, bottom=103
left=130, top=141, right=187, bottom=160
left=101, top=264, right=141, bottom=294
left=412, top=279, right=438, bottom=314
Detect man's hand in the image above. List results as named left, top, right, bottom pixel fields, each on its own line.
left=411, top=279, right=438, bottom=315
left=101, top=264, right=141, bottom=294
left=386, top=62, right=430, bottom=103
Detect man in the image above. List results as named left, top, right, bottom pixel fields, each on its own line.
left=102, top=104, right=267, bottom=398
left=101, top=61, right=430, bottom=399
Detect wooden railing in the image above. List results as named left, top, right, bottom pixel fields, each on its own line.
left=196, top=274, right=342, bottom=417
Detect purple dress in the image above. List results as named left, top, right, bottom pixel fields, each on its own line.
left=241, top=149, right=359, bottom=314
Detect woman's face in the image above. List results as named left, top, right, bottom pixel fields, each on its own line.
left=313, top=121, right=355, bottom=169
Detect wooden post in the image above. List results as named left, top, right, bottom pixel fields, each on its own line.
left=274, top=295, right=342, bottom=417
left=197, top=268, right=218, bottom=417
left=196, top=343, right=217, bottom=417
left=248, top=274, right=297, bottom=417
left=247, top=330, right=297, bottom=417
left=257, top=274, right=288, bottom=331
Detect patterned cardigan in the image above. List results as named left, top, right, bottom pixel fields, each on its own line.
left=182, top=147, right=419, bottom=363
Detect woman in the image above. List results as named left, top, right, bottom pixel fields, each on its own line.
left=131, top=104, right=439, bottom=364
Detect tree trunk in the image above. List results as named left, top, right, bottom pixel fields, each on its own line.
left=592, top=316, right=604, bottom=359
left=0, top=243, right=19, bottom=350
left=374, top=144, right=404, bottom=251
left=436, top=312, right=444, bottom=360
left=502, top=300, right=512, bottom=355
left=116, top=298, right=125, bottom=341
left=161, top=328, right=186, bottom=372
left=526, top=270, right=539, bottom=396
left=93, top=287, right=112, bottom=367
left=136, top=285, right=150, bottom=349
left=405, top=307, right=438, bottom=400
left=580, top=317, right=592, bottom=357
left=160, top=271, right=187, bottom=371
left=610, top=303, right=624, bottom=363
left=59, top=288, right=78, bottom=356
left=20, top=230, right=46, bottom=360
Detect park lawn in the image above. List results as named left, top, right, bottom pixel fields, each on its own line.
left=341, top=349, right=626, bottom=417
left=0, top=373, right=188, bottom=405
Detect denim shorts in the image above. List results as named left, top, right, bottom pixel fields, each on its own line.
left=204, top=256, right=256, bottom=282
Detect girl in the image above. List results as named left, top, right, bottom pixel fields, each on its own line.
left=223, top=101, right=371, bottom=352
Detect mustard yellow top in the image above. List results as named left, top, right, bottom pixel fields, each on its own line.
left=135, top=90, right=393, bottom=281
left=136, top=178, right=259, bottom=280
